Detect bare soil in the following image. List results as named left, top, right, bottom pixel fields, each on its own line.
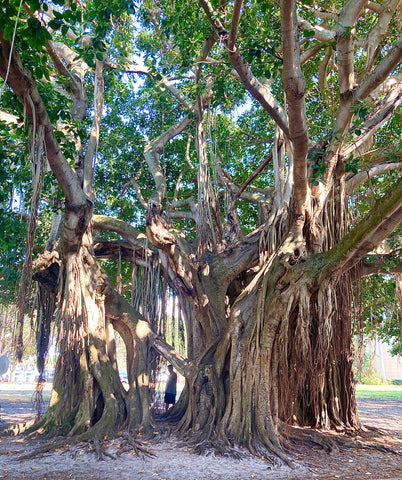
left=0, top=386, right=401, bottom=480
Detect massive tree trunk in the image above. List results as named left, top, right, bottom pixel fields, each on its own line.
left=33, top=205, right=154, bottom=439
left=145, top=178, right=402, bottom=464
left=34, top=204, right=121, bottom=437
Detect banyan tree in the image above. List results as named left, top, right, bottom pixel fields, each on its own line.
left=1, top=0, right=401, bottom=464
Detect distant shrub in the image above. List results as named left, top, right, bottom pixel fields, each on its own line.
left=359, top=372, right=385, bottom=385
left=391, top=379, right=402, bottom=385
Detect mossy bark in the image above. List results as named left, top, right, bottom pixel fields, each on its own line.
left=171, top=248, right=359, bottom=463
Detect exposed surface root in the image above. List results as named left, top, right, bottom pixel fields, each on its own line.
left=116, top=431, right=156, bottom=458
left=191, top=439, right=245, bottom=459
left=285, top=425, right=401, bottom=456
left=285, top=426, right=340, bottom=454
left=1, top=420, right=36, bottom=436
left=16, top=429, right=156, bottom=461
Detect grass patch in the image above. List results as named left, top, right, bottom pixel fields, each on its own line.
left=356, top=384, right=402, bottom=401
left=0, top=384, right=52, bottom=403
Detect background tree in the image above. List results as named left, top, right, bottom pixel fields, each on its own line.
left=0, top=0, right=401, bottom=464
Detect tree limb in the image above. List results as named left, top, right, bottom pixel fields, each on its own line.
left=234, top=145, right=279, bottom=202
left=362, top=0, right=400, bottom=72
left=345, top=162, right=402, bottom=195
left=360, top=252, right=402, bottom=276
left=0, top=32, right=87, bottom=208
left=145, top=116, right=193, bottom=205
left=117, top=177, right=148, bottom=208
left=323, top=175, right=402, bottom=276
left=151, top=336, right=194, bottom=379
left=93, top=215, right=149, bottom=252
left=0, top=110, right=19, bottom=124
left=354, top=35, right=402, bottom=101
left=198, top=0, right=290, bottom=138
left=337, top=0, right=369, bottom=98
left=48, top=41, right=89, bottom=120
left=297, top=17, right=336, bottom=43
left=281, top=0, right=309, bottom=217
left=83, top=59, right=104, bottom=197
left=106, top=57, right=195, bottom=112
left=228, top=0, right=243, bottom=51
left=341, top=81, right=402, bottom=161
left=93, top=239, right=148, bottom=265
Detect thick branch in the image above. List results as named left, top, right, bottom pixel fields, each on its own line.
left=336, top=0, right=369, bottom=97
left=332, top=0, right=370, bottom=138
left=323, top=175, right=402, bottom=276
left=93, top=239, right=138, bottom=262
left=341, top=81, right=402, bottom=161
left=49, top=41, right=89, bottom=120
left=297, top=17, right=336, bottom=43
left=145, top=116, right=193, bottom=205
left=83, top=59, right=104, bottom=196
left=0, top=110, right=19, bottom=124
left=345, top=162, right=402, bottom=194
left=354, top=35, right=402, bottom=101
left=363, top=0, right=400, bottom=72
left=0, top=33, right=87, bottom=208
left=281, top=0, right=308, bottom=216
left=198, top=0, right=290, bottom=138
left=360, top=252, right=402, bottom=276
left=151, top=336, right=194, bottom=379
left=93, top=215, right=149, bottom=251
left=228, top=0, right=243, bottom=51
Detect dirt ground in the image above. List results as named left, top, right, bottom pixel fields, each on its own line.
left=0, top=386, right=401, bottom=480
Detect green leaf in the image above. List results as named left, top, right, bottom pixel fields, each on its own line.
left=3, top=23, right=14, bottom=40
left=303, top=29, right=315, bottom=38
left=48, top=19, right=63, bottom=30
left=53, top=10, right=64, bottom=20
left=105, top=7, right=112, bottom=20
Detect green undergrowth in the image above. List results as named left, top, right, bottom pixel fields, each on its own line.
left=356, top=384, right=402, bottom=401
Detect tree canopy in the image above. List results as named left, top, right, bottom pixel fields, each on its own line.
left=0, top=0, right=401, bottom=463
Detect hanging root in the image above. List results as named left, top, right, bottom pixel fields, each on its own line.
left=31, top=380, right=46, bottom=422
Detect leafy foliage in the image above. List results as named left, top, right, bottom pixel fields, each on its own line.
left=0, top=0, right=401, bottom=369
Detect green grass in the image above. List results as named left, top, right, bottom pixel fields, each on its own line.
left=1, top=384, right=401, bottom=403
left=356, top=384, right=402, bottom=401
left=0, top=391, right=51, bottom=403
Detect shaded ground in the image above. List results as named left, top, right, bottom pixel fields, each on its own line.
left=0, top=384, right=401, bottom=480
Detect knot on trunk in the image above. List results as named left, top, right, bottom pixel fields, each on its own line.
left=146, top=201, right=175, bottom=249
left=33, top=250, right=61, bottom=292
